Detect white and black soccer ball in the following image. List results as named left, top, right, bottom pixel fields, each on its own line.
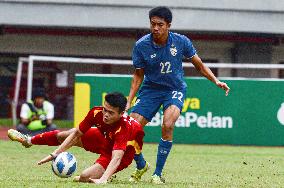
left=51, top=152, right=77, bottom=178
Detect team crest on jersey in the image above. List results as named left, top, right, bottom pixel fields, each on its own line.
left=170, top=44, right=177, bottom=56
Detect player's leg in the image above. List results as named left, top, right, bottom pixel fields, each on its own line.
left=8, top=128, right=82, bottom=148
left=77, top=145, right=147, bottom=183
left=151, top=105, right=180, bottom=184
left=23, top=127, right=109, bottom=151
left=129, top=88, right=163, bottom=182
left=129, top=112, right=149, bottom=182
left=116, top=146, right=136, bottom=173
left=127, top=132, right=150, bottom=182
left=8, top=128, right=33, bottom=148
left=130, top=113, right=148, bottom=127
left=77, top=127, right=119, bottom=182
left=75, top=151, right=111, bottom=183
left=74, top=163, right=105, bottom=182
left=56, top=128, right=79, bottom=144
left=151, top=89, right=185, bottom=184
left=161, top=105, right=181, bottom=140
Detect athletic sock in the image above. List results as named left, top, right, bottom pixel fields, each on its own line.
left=134, top=153, right=146, bottom=170
left=31, top=130, right=60, bottom=146
left=153, top=138, right=172, bottom=177
left=27, top=137, right=32, bottom=145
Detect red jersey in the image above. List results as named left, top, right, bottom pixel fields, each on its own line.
left=79, top=106, right=144, bottom=152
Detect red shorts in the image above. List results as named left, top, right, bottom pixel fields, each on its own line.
left=95, top=146, right=136, bottom=173
left=80, top=127, right=143, bottom=173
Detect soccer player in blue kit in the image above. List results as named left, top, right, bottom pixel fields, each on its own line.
left=126, top=6, right=230, bottom=184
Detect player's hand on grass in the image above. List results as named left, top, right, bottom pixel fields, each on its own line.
left=89, top=178, right=107, bottom=184
left=216, top=81, right=230, bottom=96
left=37, top=153, right=56, bottom=165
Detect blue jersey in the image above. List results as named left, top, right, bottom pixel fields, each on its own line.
left=132, top=32, right=197, bottom=90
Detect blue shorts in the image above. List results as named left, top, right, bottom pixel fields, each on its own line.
left=131, top=86, right=186, bottom=122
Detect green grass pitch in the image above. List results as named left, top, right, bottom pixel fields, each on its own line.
left=1, top=140, right=284, bottom=187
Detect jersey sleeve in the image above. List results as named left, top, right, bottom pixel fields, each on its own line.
left=182, top=35, right=197, bottom=59
left=79, top=109, right=95, bottom=133
left=112, top=126, right=128, bottom=151
left=132, top=44, right=145, bottom=69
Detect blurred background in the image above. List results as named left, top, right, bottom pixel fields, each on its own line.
left=0, top=0, right=283, bottom=128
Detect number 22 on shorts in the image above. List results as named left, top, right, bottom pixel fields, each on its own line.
left=172, top=91, right=183, bottom=102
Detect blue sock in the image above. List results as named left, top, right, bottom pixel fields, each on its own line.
left=153, top=138, right=172, bottom=177
left=134, top=153, right=146, bottom=170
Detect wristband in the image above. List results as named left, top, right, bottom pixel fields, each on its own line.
left=50, top=153, right=57, bottom=159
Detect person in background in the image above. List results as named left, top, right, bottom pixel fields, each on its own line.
left=16, top=88, right=57, bottom=136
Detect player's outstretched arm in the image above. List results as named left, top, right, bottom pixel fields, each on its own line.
left=38, top=128, right=83, bottom=165
left=89, top=150, right=125, bottom=184
left=191, top=55, right=230, bottom=96
left=215, top=81, right=230, bottom=96
left=126, top=69, right=144, bottom=111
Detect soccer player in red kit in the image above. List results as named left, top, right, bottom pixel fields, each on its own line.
left=8, top=92, right=144, bottom=184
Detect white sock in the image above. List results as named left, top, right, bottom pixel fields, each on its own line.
left=27, top=137, right=32, bottom=145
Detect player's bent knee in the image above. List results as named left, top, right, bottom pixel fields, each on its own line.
left=56, top=128, right=76, bottom=143
left=78, top=172, right=91, bottom=182
left=130, top=113, right=148, bottom=126
left=162, top=123, right=174, bottom=140
left=78, top=176, right=90, bottom=183
left=162, top=121, right=175, bottom=131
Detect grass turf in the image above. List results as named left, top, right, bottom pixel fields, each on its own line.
left=1, top=141, right=284, bottom=187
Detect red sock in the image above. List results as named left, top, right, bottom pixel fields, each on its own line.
left=31, top=130, right=60, bottom=146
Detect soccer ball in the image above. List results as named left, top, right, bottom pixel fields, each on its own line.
left=51, top=152, right=77, bottom=178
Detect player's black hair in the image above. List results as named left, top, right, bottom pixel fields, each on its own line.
left=149, top=6, right=172, bottom=23
left=105, top=92, right=127, bottom=113
left=32, top=88, right=46, bottom=100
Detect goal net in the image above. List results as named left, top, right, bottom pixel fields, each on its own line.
left=12, top=55, right=284, bottom=127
